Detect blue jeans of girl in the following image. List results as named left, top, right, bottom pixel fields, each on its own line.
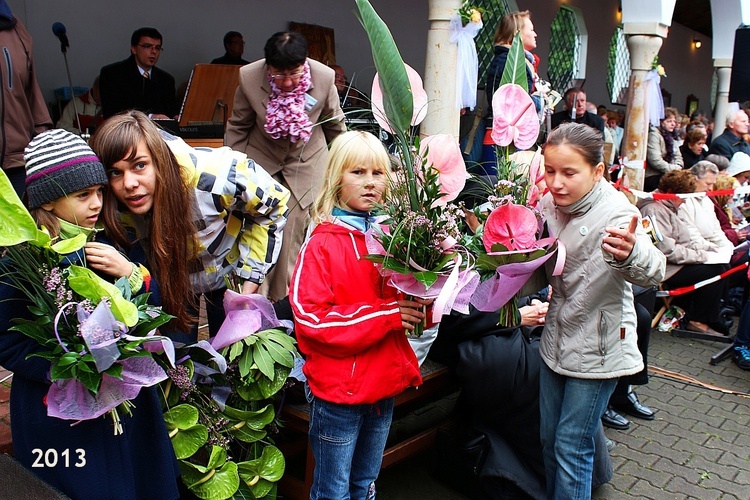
left=307, top=393, right=394, bottom=500
left=539, top=362, right=617, bottom=500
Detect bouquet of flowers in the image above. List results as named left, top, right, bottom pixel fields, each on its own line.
left=0, top=170, right=174, bottom=434
left=457, top=1, right=483, bottom=26
left=161, top=291, right=297, bottom=500
left=466, top=33, right=563, bottom=327
left=357, top=0, right=479, bottom=336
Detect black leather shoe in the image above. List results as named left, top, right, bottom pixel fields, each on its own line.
left=612, top=391, right=655, bottom=420
left=601, top=408, right=630, bottom=430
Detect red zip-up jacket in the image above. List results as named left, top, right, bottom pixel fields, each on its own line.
left=289, top=221, right=422, bottom=405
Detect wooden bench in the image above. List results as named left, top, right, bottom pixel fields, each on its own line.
left=277, top=358, right=457, bottom=500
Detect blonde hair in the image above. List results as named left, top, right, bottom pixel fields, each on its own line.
left=309, top=130, right=390, bottom=225
left=493, top=10, right=531, bottom=46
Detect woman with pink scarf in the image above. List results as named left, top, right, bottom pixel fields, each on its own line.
left=226, top=31, right=345, bottom=301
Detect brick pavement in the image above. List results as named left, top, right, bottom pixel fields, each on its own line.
left=592, top=328, right=750, bottom=499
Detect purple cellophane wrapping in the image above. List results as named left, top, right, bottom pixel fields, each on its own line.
left=210, top=291, right=282, bottom=351
left=46, top=356, right=167, bottom=420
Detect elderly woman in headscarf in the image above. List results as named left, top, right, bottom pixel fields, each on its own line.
left=225, top=31, right=345, bottom=302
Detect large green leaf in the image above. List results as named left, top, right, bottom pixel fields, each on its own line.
left=355, top=0, right=413, bottom=135
left=164, top=404, right=209, bottom=459
left=237, top=445, right=285, bottom=497
left=256, top=366, right=291, bottom=399
left=223, top=404, right=275, bottom=430
left=49, top=233, right=87, bottom=255
left=0, top=169, right=50, bottom=247
left=67, top=265, right=138, bottom=326
left=499, top=32, right=528, bottom=91
left=237, top=445, right=285, bottom=483
left=180, top=459, right=239, bottom=500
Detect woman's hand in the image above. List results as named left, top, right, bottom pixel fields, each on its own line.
left=398, top=297, right=433, bottom=331
left=241, top=281, right=259, bottom=295
left=520, top=299, right=548, bottom=327
left=84, top=242, right=133, bottom=278
left=602, top=215, right=638, bottom=261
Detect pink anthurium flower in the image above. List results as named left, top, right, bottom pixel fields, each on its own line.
left=371, top=64, right=429, bottom=134
left=491, top=83, right=540, bottom=150
left=419, top=134, right=467, bottom=205
left=482, top=203, right=539, bottom=252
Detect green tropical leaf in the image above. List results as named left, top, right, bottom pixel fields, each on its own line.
left=354, top=0, right=413, bottom=134
left=236, top=445, right=285, bottom=496
left=262, top=337, right=294, bottom=368
left=222, top=404, right=275, bottom=430
left=499, top=32, right=529, bottom=91
left=238, top=349, right=254, bottom=378
left=252, top=344, right=275, bottom=380
left=0, top=169, right=50, bottom=247
left=180, top=459, right=239, bottom=500
left=164, top=404, right=209, bottom=459
left=256, top=366, right=291, bottom=399
left=67, top=266, right=138, bottom=326
left=237, top=445, right=285, bottom=482
left=50, top=233, right=87, bottom=255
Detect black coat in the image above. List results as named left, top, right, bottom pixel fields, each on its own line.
left=551, top=110, right=606, bottom=137
left=99, top=55, right=178, bottom=118
left=431, top=304, right=613, bottom=499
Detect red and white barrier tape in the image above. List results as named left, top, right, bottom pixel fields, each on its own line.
left=655, top=262, right=749, bottom=297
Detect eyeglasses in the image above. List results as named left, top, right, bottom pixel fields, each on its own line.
left=137, top=43, right=164, bottom=52
left=269, top=71, right=304, bottom=82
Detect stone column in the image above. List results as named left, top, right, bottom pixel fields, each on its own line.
left=422, top=0, right=461, bottom=138
left=713, top=61, right=732, bottom=136
left=621, top=34, right=664, bottom=192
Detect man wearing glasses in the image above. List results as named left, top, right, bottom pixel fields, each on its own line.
left=99, top=27, right=178, bottom=119
left=226, top=31, right=345, bottom=302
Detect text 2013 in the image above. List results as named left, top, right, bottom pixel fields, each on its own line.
left=31, top=449, right=86, bottom=468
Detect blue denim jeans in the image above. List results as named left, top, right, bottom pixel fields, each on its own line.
left=307, top=393, right=394, bottom=500
left=539, top=362, right=617, bottom=500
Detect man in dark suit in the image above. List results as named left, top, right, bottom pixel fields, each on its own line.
left=211, top=31, right=250, bottom=66
left=550, top=87, right=605, bottom=137
left=708, top=110, right=750, bottom=160
left=99, top=27, right=178, bottom=119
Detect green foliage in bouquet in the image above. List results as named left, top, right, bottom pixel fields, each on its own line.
left=160, top=329, right=298, bottom=500
left=0, top=169, right=173, bottom=397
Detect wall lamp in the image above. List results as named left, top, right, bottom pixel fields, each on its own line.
left=693, top=38, right=702, bottom=49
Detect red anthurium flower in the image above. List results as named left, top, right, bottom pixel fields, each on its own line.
left=371, top=64, right=429, bottom=134
left=419, top=134, right=467, bottom=205
left=483, top=203, right=539, bottom=252
left=491, top=83, right=540, bottom=150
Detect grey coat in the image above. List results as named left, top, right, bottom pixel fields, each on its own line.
left=540, top=180, right=666, bottom=379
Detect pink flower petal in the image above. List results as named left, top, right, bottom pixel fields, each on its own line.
left=419, top=134, right=467, bottom=205
left=491, top=84, right=540, bottom=150
left=371, top=64, right=429, bottom=134
left=482, top=203, right=539, bottom=252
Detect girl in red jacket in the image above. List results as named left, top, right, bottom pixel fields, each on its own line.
left=289, top=130, right=428, bottom=500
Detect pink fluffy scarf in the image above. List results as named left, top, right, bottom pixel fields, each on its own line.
left=264, top=60, right=313, bottom=143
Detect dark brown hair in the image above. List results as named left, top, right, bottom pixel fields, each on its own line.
left=91, top=111, right=196, bottom=331
left=543, top=122, right=604, bottom=167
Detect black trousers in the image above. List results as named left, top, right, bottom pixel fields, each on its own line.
left=664, top=263, right=729, bottom=324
